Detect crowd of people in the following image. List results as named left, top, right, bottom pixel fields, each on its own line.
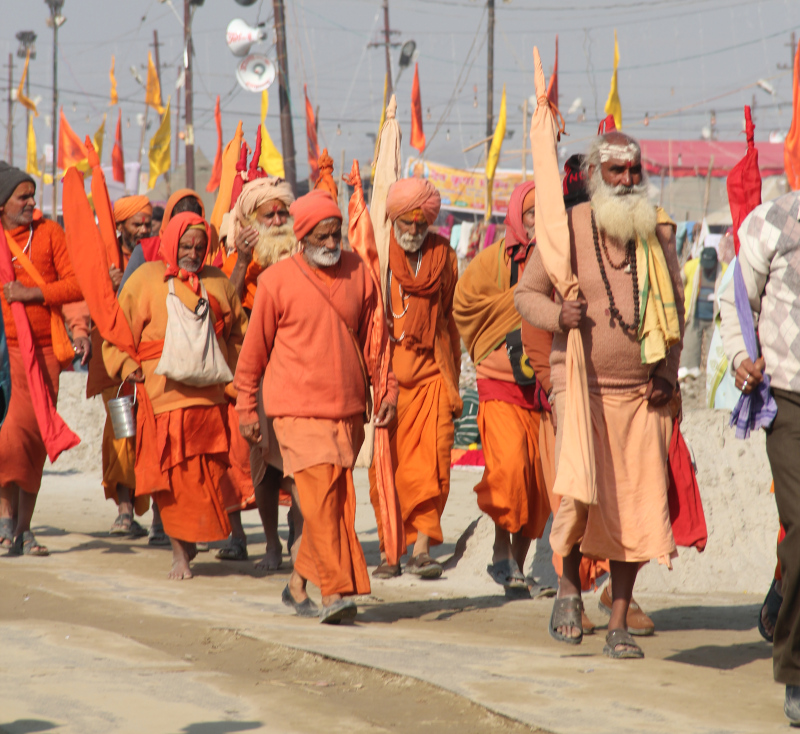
left=0, top=105, right=797, bottom=720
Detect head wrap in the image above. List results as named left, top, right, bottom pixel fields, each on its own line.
left=159, top=188, right=205, bottom=236
left=0, top=161, right=35, bottom=208
left=386, top=178, right=441, bottom=225
left=562, top=154, right=589, bottom=208
left=229, top=175, right=295, bottom=249
left=289, top=189, right=342, bottom=242
left=113, top=195, right=152, bottom=223
left=158, top=211, right=210, bottom=294
left=504, top=181, right=536, bottom=257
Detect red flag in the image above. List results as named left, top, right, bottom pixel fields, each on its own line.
left=785, top=41, right=800, bottom=190
left=58, top=108, right=88, bottom=170
left=410, top=63, right=426, bottom=154
left=111, top=108, right=125, bottom=184
left=546, top=35, right=559, bottom=108
left=85, top=136, right=121, bottom=270
left=305, top=85, right=320, bottom=183
left=206, top=96, right=223, bottom=193
left=727, top=106, right=762, bottom=255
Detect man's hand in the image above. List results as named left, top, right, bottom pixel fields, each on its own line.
left=558, top=299, right=586, bottom=330
left=374, top=400, right=397, bottom=428
left=239, top=421, right=262, bottom=446
left=645, top=376, right=674, bottom=407
left=126, top=368, right=145, bottom=384
left=735, top=356, right=765, bottom=395
left=109, top=265, right=123, bottom=291
left=3, top=282, right=43, bottom=304
left=234, top=225, right=258, bottom=264
left=72, top=336, right=92, bottom=366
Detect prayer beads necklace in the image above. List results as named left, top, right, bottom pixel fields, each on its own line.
left=10, top=226, right=33, bottom=264
left=388, top=250, right=422, bottom=341
left=591, top=211, right=639, bottom=334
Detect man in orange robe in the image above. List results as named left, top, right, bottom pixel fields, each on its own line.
left=368, top=178, right=461, bottom=579
left=235, top=190, right=398, bottom=623
left=454, top=181, right=554, bottom=593
left=0, top=162, right=83, bottom=555
left=104, top=213, right=248, bottom=579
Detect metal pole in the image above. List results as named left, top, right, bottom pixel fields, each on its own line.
left=383, top=0, right=393, bottom=100
left=273, top=0, right=297, bottom=194
left=175, top=64, right=181, bottom=172
left=486, top=0, right=494, bottom=139
left=521, top=97, right=527, bottom=181
left=184, top=0, right=195, bottom=190
left=51, top=19, right=58, bottom=219
left=7, top=54, right=13, bottom=165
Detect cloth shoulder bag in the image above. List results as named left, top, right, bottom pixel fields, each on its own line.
left=154, top=278, right=234, bottom=387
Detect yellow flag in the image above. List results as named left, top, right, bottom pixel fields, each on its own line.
left=258, top=89, right=285, bottom=177
left=26, top=116, right=42, bottom=176
left=148, top=97, right=171, bottom=189
left=485, top=84, right=507, bottom=220
left=16, top=51, right=39, bottom=117
left=109, top=55, right=118, bottom=106
left=76, top=115, right=106, bottom=174
left=604, top=30, right=622, bottom=129
left=145, top=51, right=165, bottom=115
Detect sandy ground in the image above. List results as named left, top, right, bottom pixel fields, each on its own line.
left=0, top=372, right=786, bottom=733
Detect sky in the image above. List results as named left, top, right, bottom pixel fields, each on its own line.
left=1, top=0, right=799, bottom=183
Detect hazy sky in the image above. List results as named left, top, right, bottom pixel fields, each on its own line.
left=2, top=0, right=799, bottom=181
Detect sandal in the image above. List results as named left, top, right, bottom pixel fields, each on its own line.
left=148, top=523, right=171, bottom=547
left=281, top=585, right=319, bottom=618
left=487, top=559, right=527, bottom=589
left=603, top=628, right=644, bottom=659
left=9, top=531, right=49, bottom=557
left=216, top=536, right=249, bottom=561
left=128, top=519, right=149, bottom=539
left=0, top=517, right=14, bottom=549
left=319, top=598, right=357, bottom=625
left=598, top=585, right=655, bottom=636
left=109, top=512, right=132, bottom=536
left=758, top=577, right=783, bottom=643
left=372, top=561, right=401, bottom=579
left=404, top=553, right=443, bottom=579
left=549, top=596, right=583, bottom=645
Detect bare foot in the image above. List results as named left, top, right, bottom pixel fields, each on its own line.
left=288, top=570, right=309, bottom=603
left=255, top=540, right=283, bottom=571
left=168, top=538, right=195, bottom=580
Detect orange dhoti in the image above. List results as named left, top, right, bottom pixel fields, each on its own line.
left=221, top=402, right=257, bottom=513
left=0, top=345, right=61, bottom=494
left=551, top=389, right=676, bottom=565
left=150, top=404, right=232, bottom=543
left=370, top=376, right=453, bottom=549
left=293, top=463, right=371, bottom=598
left=100, top=385, right=149, bottom=515
left=475, top=400, right=551, bottom=539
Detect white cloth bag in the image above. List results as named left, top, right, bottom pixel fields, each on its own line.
left=154, top=278, right=234, bottom=387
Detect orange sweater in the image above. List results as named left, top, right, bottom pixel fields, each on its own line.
left=235, top=251, right=398, bottom=424
left=102, top=262, right=248, bottom=415
left=1, top=217, right=83, bottom=348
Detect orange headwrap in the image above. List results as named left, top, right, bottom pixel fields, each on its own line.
left=289, top=189, right=342, bottom=242
left=113, top=195, right=152, bottom=223
left=385, top=178, right=441, bottom=225
left=158, top=212, right=210, bottom=295
left=159, top=188, right=205, bottom=236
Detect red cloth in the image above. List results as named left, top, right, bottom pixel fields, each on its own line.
left=667, top=418, right=708, bottom=551
left=410, top=63, right=426, bottom=154
left=727, top=106, right=762, bottom=256
left=158, top=212, right=210, bottom=295
left=289, top=189, right=342, bottom=241
left=785, top=41, right=800, bottom=190
left=305, top=85, right=321, bottom=183
left=504, top=181, right=536, bottom=254
left=597, top=114, right=616, bottom=135
left=87, top=138, right=123, bottom=271
left=206, top=96, right=223, bottom=193
left=58, top=108, right=87, bottom=169
left=476, top=378, right=549, bottom=412
left=112, top=108, right=125, bottom=184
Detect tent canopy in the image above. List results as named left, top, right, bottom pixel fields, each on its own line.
left=640, top=139, right=785, bottom=178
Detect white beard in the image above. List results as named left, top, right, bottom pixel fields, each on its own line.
left=178, top=256, right=201, bottom=273
left=393, top=222, right=427, bottom=252
left=304, top=243, right=341, bottom=267
left=251, top=219, right=299, bottom=268
left=588, top=169, right=657, bottom=244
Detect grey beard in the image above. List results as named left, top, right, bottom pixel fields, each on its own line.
left=178, top=257, right=201, bottom=273
left=588, top=169, right=656, bottom=244
left=304, top=243, right=341, bottom=267
left=251, top=218, right=299, bottom=268
left=393, top=222, right=427, bottom=252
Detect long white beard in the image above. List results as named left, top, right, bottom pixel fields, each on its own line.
left=588, top=169, right=657, bottom=244
left=304, top=243, right=341, bottom=267
left=393, top=222, right=427, bottom=253
left=251, top=219, right=299, bottom=268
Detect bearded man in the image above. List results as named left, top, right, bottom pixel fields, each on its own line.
left=515, top=131, right=684, bottom=659
left=368, top=178, right=461, bottom=580
left=104, top=213, right=248, bottom=579
left=235, top=189, right=397, bottom=623
left=453, top=181, right=553, bottom=592
left=0, top=162, right=83, bottom=555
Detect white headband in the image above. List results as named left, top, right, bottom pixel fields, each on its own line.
left=599, top=142, right=639, bottom=164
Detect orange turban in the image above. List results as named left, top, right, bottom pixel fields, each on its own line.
left=158, top=212, right=210, bottom=295
left=113, top=195, right=152, bottom=223
left=159, top=188, right=205, bottom=236
left=385, top=178, right=441, bottom=225
left=289, top=189, right=342, bottom=242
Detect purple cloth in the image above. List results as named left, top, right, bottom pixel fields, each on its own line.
left=728, top=259, right=777, bottom=439
left=483, top=224, right=496, bottom=251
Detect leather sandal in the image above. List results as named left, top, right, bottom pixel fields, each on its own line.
left=598, top=584, right=655, bottom=636
left=549, top=596, right=583, bottom=645
left=404, top=553, right=443, bottom=579
left=603, top=628, right=644, bottom=659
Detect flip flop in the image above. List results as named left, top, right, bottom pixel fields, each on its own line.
left=216, top=536, right=249, bottom=561
left=603, top=628, right=644, bottom=659
left=281, top=585, right=319, bottom=618
left=549, top=596, right=583, bottom=645
left=404, top=553, right=443, bottom=579
left=758, top=577, right=783, bottom=643
left=487, top=559, right=527, bottom=589
left=319, top=598, right=357, bottom=625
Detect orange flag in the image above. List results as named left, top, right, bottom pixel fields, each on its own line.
left=304, top=85, right=320, bottom=183
left=111, top=108, right=125, bottom=184
left=206, top=96, right=223, bottom=193
left=785, top=40, right=800, bottom=190
left=58, top=108, right=88, bottom=170
left=209, top=120, right=244, bottom=262
left=313, top=148, right=337, bottom=200
left=410, top=63, right=426, bottom=154
left=85, top=136, right=120, bottom=270
left=546, top=35, right=559, bottom=107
